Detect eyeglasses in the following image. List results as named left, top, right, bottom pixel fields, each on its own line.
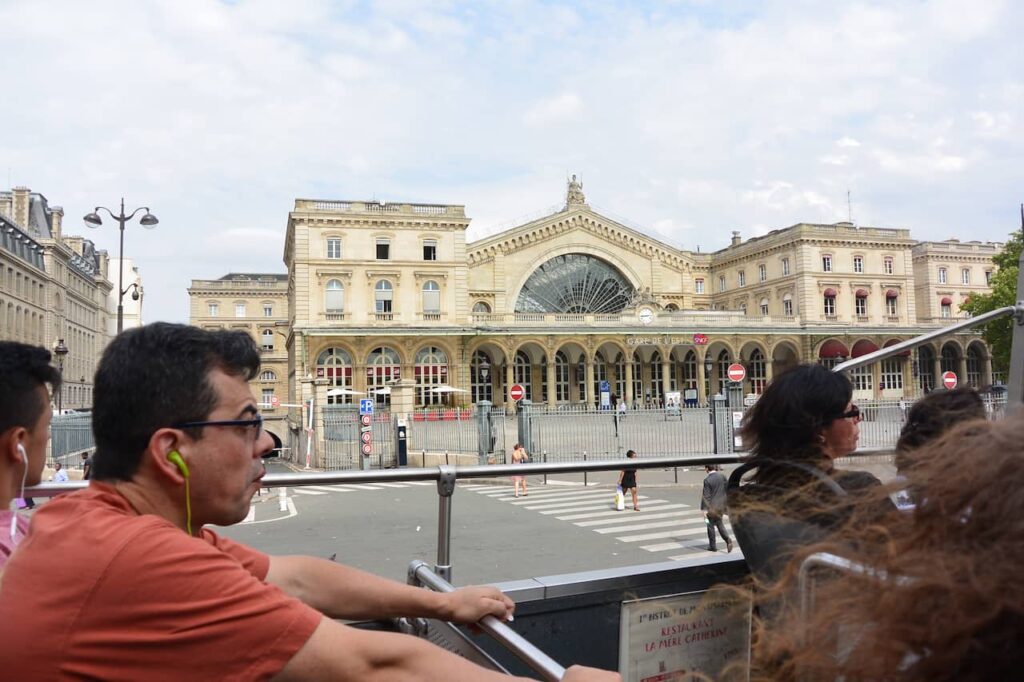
left=838, top=405, right=861, bottom=421
left=171, top=414, right=264, bottom=437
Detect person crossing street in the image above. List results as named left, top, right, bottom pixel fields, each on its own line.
left=701, top=465, right=732, bottom=552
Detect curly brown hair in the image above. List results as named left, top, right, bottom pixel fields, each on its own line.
left=747, top=413, right=1024, bottom=681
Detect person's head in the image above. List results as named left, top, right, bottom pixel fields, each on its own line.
left=895, top=388, right=985, bottom=469
left=705, top=464, right=719, bottom=473
left=92, top=323, right=273, bottom=526
left=0, top=342, right=62, bottom=496
left=749, top=414, right=1024, bottom=680
left=54, top=462, right=62, bottom=472
left=81, top=452, right=88, bottom=461
left=626, top=449, right=636, bottom=459
left=740, top=363, right=858, bottom=466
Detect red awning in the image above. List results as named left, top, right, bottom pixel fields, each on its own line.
left=884, top=338, right=912, bottom=357
left=818, top=340, right=849, bottom=359
left=855, top=289, right=869, bottom=298
left=940, top=296, right=953, bottom=305
left=851, top=340, right=879, bottom=358
left=885, top=289, right=899, bottom=299
left=823, top=287, right=837, bottom=297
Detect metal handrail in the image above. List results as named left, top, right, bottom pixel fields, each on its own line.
left=409, top=560, right=567, bottom=681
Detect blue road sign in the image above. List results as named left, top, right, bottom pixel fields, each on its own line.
left=359, top=399, right=374, bottom=415
left=599, top=380, right=610, bottom=393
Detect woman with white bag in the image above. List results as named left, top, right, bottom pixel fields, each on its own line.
left=617, top=450, right=639, bottom=511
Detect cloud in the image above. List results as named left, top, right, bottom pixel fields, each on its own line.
left=523, top=93, right=584, bottom=127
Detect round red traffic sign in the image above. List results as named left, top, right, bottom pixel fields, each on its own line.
left=360, top=432, right=372, bottom=444
left=509, top=383, right=526, bottom=402
left=727, top=363, right=746, bottom=383
left=942, top=371, right=958, bottom=390
left=360, top=414, right=371, bottom=427
left=271, top=395, right=280, bottom=407
left=692, top=333, right=708, bottom=346
left=361, top=444, right=372, bottom=456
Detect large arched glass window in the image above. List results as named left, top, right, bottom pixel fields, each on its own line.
left=415, top=346, right=448, bottom=405
left=375, top=280, right=393, bottom=315
left=614, top=352, right=627, bottom=401
left=966, top=345, right=982, bottom=387
left=422, top=280, right=440, bottom=315
left=554, top=351, right=570, bottom=402
left=514, top=351, right=532, bottom=400
left=367, top=347, right=400, bottom=406
left=316, top=347, right=353, bottom=404
left=593, top=351, right=608, bottom=401
left=471, top=351, right=493, bottom=404
left=683, top=350, right=698, bottom=391
left=649, top=351, right=663, bottom=405
left=917, top=346, right=935, bottom=393
left=325, top=279, right=344, bottom=313
left=748, top=348, right=767, bottom=394
left=515, top=254, right=633, bottom=313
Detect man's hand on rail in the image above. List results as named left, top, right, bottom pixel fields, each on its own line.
left=441, top=585, right=515, bottom=624
left=562, top=664, right=621, bottom=681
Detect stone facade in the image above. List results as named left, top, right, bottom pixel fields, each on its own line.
left=0, top=186, right=112, bottom=410
left=187, top=273, right=290, bottom=449
left=278, top=181, right=998, bottom=427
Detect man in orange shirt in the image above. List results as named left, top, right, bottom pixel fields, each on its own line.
left=0, top=324, right=615, bottom=681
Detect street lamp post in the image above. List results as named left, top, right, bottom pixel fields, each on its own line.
left=84, top=198, right=158, bottom=333
left=53, top=339, right=69, bottom=413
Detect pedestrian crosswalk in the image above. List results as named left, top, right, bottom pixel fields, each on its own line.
left=286, top=481, right=437, bottom=496
left=460, top=483, right=739, bottom=561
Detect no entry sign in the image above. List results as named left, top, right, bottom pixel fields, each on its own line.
left=942, top=371, right=958, bottom=390
left=509, top=383, right=526, bottom=402
left=727, top=363, right=746, bottom=383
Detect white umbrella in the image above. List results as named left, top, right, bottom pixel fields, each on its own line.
left=371, top=386, right=391, bottom=395
left=326, top=388, right=365, bottom=396
left=430, top=385, right=469, bottom=393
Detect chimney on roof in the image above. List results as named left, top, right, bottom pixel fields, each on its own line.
left=11, top=187, right=30, bottom=228
left=731, top=231, right=741, bottom=247
left=50, top=205, right=64, bottom=239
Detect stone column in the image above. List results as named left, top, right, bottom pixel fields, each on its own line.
left=901, top=357, right=913, bottom=398
left=872, top=362, right=882, bottom=399
left=625, top=360, right=634, bottom=407
left=983, top=355, right=993, bottom=388
left=661, top=356, right=671, bottom=401
left=546, top=355, right=557, bottom=408
left=696, top=357, right=707, bottom=405
left=957, top=354, right=969, bottom=387
left=506, top=361, right=515, bottom=414
left=932, top=355, right=942, bottom=392
left=585, top=357, right=595, bottom=408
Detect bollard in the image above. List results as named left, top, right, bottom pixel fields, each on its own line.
left=543, top=450, right=548, bottom=485
left=583, top=450, right=588, bottom=487
left=278, top=486, right=287, bottom=512
left=422, top=449, right=427, bottom=467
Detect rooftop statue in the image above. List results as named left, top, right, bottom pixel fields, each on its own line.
left=566, top=174, right=587, bottom=207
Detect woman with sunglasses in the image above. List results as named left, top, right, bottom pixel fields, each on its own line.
left=736, top=363, right=891, bottom=530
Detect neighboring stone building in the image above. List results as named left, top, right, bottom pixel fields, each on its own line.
left=187, top=273, right=290, bottom=450
left=279, top=178, right=998, bottom=425
left=0, top=186, right=112, bottom=410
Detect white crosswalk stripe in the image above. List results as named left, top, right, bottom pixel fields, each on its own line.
left=466, top=484, right=738, bottom=561
left=286, top=481, right=422, bottom=497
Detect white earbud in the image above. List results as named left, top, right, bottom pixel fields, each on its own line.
left=16, top=443, right=26, bottom=464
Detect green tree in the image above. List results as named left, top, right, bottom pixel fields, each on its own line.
left=961, top=225, right=1023, bottom=377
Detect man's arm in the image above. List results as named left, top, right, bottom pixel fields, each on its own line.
left=266, top=555, right=513, bottom=623
left=274, top=617, right=619, bottom=682
left=700, top=476, right=710, bottom=511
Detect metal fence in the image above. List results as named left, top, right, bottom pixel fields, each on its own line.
left=320, top=406, right=396, bottom=469
left=49, top=412, right=95, bottom=466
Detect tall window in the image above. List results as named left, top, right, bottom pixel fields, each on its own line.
left=472, top=301, right=491, bottom=313
left=593, top=351, right=609, bottom=401
left=966, top=346, right=982, bottom=387
left=325, top=279, right=344, bottom=313
left=823, top=294, right=836, bottom=316
left=261, top=329, right=274, bottom=351
left=880, top=358, right=904, bottom=390
left=367, top=347, right=400, bottom=406
left=738, top=271, right=746, bottom=287
left=853, top=256, right=863, bottom=273
left=941, top=302, right=951, bottom=318
left=695, top=278, right=704, bottom=294
left=938, top=267, right=947, bottom=284
left=884, top=256, right=894, bottom=275
left=632, top=354, right=643, bottom=405
left=375, top=238, right=390, bottom=260
left=471, top=351, right=493, bottom=404
left=783, top=295, right=793, bottom=316
left=822, top=255, right=832, bottom=272
left=375, top=280, right=393, bottom=314
left=208, top=303, right=219, bottom=316
left=262, top=388, right=274, bottom=406
left=961, top=268, right=971, bottom=285
left=415, top=346, right=448, bottom=405
left=514, top=351, right=532, bottom=400
left=855, top=295, right=867, bottom=317
left=235, top=303, right=246, bottom=318
left=260, top=370, right=277, bottom=381
left=422, top=239, right=437, bottom=261
left=759, top=298, right=769, bottom=316
left=326, top=238, right=342, bottom=259
left=758, top=264, right=766, bottom=282
left=649, top=351, right=663, bottom=404
left=851, top=364, right=872, bottom=391
left=718, top=276, right=726, bottom=292
left=317, top=347, right=353, bottom=404
left=554, top=351, right=570, bottom=402
left=748, top=349, right=767, bottom=394
left=263, top=304, right=273, bottom=317
left=781, top=258, right=790, bottom=276
left=985, top=270, right=993, bottom=285
left=886, top=294, right=898, bottom=316
left=917, top=347, right=935, bottom=393
left=422, top=280, right=440, bottom=314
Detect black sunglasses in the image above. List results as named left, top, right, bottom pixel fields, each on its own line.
left=837, top=405, right=861, bottom=420
left=171, top=414, right=264, bottom=434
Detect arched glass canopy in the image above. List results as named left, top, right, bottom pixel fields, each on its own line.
left=515, top=254, right=633, bottom=313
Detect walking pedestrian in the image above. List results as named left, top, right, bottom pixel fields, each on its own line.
left=511, top=443, right=528, bottom=497
left=701, top=465, right=732, bottom=552
left=81, top=452, right=92, bottom=481
left=617, top=450, right=639, bottom=511
left=51, top=462, right=69, bottom=483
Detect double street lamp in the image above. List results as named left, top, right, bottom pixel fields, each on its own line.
left=84, top=199, right=158, bottom=333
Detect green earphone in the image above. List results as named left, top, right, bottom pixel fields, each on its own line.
left=167, top=450, right=193, bottom=535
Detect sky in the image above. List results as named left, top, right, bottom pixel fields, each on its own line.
left=2, top=0, right=1022, bottom=324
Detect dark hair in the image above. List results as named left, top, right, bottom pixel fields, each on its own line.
left=91, top=323, right=260, bottom=481
left=740, top=364, right=852, bottom=473
left=0, top=341, right=62, bottom=435
left=895, top=388, right=985, bottom=470
left=626, top=449, right=636, bottom=458
left=748, top=415, right=1024, bottom=680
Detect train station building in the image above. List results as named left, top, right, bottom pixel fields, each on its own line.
left=191, top=178, right=1001, bottom=445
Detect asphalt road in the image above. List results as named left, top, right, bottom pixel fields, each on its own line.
left=217, top=457, right=896, bottom=587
